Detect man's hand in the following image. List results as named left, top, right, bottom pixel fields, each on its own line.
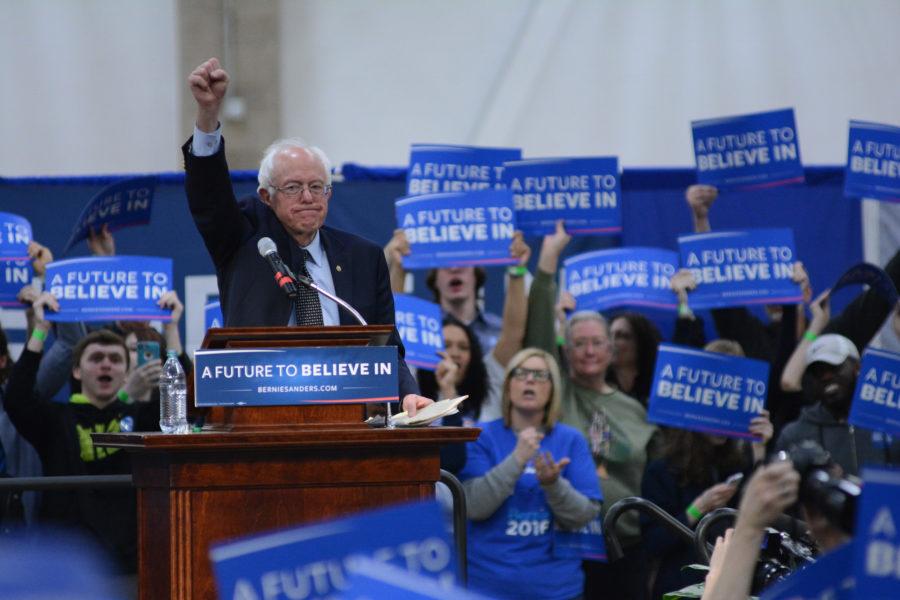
left=17, top=285, right=39, bottom=306
left=671, top=268, right=698, bottom=306
left=27, top=241, right=54, bottom=277
left=384, top=229, right=410, bottom=267
left=534, top=451, right=571, bottom=485
left=401, top=394, right=433, bottom=418
left=691, top=482, right=739, bottom=516
left=704, top=528, right=733, bottom=592
left=123, top=360, right=163, bottom=403
left=792, top=261, right=812, bottom=303
left=685, top=184, right=718, bottom=220
left=537, top=220, right=571, bottom=274
left=434, top=351, right=459, bottom=399
left=31, top=291, right=59, bottom=329
left=158, top=290, right=184, bottom=325
left=749, top=409, right=774, bottom=445
left=87, top=224, right=115, bottom=256
left=509, top=230, right=531, bottom=266
left=735, top=460, right=800, bottom=532
left=808, top=289, right=831, bottom=335
left=188, top=57, right=230, bottom=133
left=513, top=426, right=544, bottom=468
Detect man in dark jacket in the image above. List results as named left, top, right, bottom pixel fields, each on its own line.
left=775, top=333, right=900, bottom=475
left=3, top=292, right=158, bottom=573
left=185, top=57, right=430, bottom=414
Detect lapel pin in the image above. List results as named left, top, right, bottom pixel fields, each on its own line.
left=336, top=265, right=342, bottom=272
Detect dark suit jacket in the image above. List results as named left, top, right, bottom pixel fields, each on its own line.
left=182, top=138, right=418, bottom=398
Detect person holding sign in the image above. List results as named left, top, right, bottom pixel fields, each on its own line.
left=524, top=221, right=658, bottom=599
left=459, top=348, right=601, bottom=600
left=184, top=58, right=428, bottom=415
left=641, top=339, right=773, bottom=600
left=683, top=185, right=813, bottom=435
left=385, top=227, right=530, bottom=356
left=3, top=292, right=159, bottom=575
left=775, top=333, right=900, bottom=476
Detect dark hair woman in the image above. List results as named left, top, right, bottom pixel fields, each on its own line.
left=606, top=311, right=662, bottom=406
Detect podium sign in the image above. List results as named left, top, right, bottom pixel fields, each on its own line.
left=195, top=346, right=400, bottom=406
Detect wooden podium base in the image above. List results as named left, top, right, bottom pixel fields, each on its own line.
left=95, top=426, right=478, bottom=600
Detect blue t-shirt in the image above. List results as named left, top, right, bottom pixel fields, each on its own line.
left=459, top=419, right=602, bottom=600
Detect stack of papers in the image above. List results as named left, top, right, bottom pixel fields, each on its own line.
left=390, top=396, right=468, bottom=428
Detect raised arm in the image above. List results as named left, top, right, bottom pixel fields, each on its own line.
left=685, top=184, right=717, bottom=233
left=780, top=289, right=830, bottom=392
left=4, top=292, right=60, bottom=450
left=491, top=231, right=530, bottom=368
left=183, top=58, right=252, bottom=271
left=524, top=221, right=571, bottom=358
left=383, top=229, right=410, bottom=294
left=188, top=57, right=229, bottom=133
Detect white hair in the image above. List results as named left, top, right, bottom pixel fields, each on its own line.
left=564, top=310, right=609, bottom=345
left=257, top=137, right=333, bottom=196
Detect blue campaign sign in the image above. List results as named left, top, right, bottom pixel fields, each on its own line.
left=502, top=157, right=622, bottom=236
left=63, top=176, right=157, bottom=254
left=341, top=557, right=495, bottom=600
left=760, top=542, right=854, bottom=600
left=850, top=349, right=900, bottom=437
left=563, top=247, right=678, bottom=312
left=0, top=259, right=32, bottom=307
left=194, top=345, right=399, bottom=406
left=406, top=143, right=521, bottom=196
left=647, top=343, right=770, bottom=439
left=832, top=262, right=899, bottom=307
left=204, top=300, right=223, bottom=330
left=692, top=108, right=804, bottom=189
left=0, top=212, right=32, bottom=261
left=394, top=294, right=444, bottom=370
left=552, top=515, right=607, bottom=562
left=678, top=228, right=803, bottom=309
left=396, top=190, right=518, bottom=269
left=210, top=500, right=458, bottom=600
left=854, top=466, right=900, bottom=599
left=44, top=255, right=172, bottom=322
left=845, top=120, right=900, bottom=202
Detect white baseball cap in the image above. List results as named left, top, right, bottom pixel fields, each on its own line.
left=805, top=334, right=860, bottom=368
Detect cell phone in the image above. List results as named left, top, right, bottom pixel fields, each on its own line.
left=725, top=473, right=744, bottom=486
left=136, top=341, right=160, bottom=366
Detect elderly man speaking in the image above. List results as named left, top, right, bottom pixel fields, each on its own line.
left=183, top=57, right=430, bottom=415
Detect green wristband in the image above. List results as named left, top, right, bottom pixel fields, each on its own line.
left=686, top=504, right=703, bottom=520
left=803, top=331, right=818, bottom=342
left=556, top=334, right=566, bottom=347
left=117, top=389, right=132, bottom=404
left=507, top=265, right=528, bottom=278
left=30, top=329, right=48, bottom=343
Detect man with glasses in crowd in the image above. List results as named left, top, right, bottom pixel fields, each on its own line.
left=183, top=58, right=429, bottom=413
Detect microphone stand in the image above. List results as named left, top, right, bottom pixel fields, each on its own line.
left=279, top=263, right=400, bottom=427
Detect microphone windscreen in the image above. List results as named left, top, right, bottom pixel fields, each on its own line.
left=257, top=237, right=277, bottom=257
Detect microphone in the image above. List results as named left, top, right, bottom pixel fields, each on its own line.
left=257, top=237, right=298, bottom=296
left=257, top=236, right=369, bottom=326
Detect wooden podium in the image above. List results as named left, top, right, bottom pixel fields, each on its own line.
left=94, top=326, right=479, bottom=600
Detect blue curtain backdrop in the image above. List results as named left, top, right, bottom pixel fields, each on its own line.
left=0, top=166, right=860, bottom=344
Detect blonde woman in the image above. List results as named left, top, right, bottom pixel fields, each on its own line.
left=459, top=348, right=601, bottom=600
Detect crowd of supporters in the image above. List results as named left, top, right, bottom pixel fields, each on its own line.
left=0, top=184, right=896, bottom=599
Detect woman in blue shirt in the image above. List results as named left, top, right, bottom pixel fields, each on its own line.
left=460, top=348, right=602, bottom=600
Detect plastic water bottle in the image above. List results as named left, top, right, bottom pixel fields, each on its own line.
left=159, top=350, right=189, bottom=434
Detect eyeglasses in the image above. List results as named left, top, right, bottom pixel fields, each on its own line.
left=571, top=338, right=610, bottom=351
left=511, top=367, right=551, bottom=382
left=272, top=182, right=331, bottom=198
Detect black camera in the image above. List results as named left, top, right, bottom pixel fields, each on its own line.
left=786, top=440, right=861, bottom=534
